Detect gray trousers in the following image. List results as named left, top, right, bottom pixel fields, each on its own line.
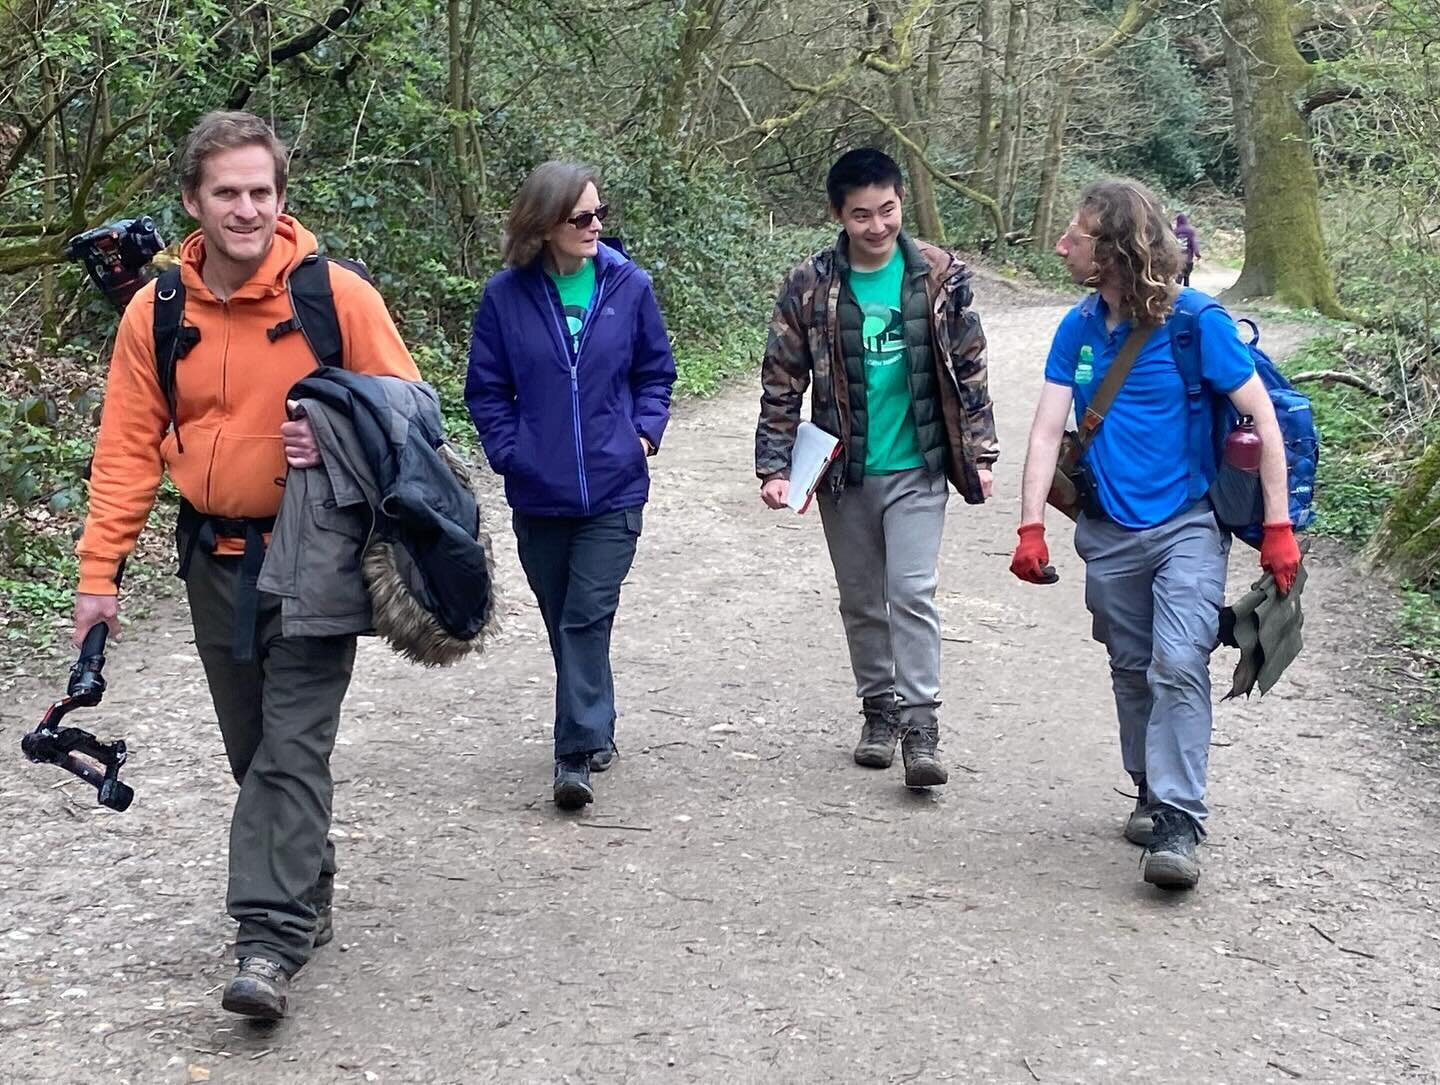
left=185, top=546, right=356, bottom=972
left=817, top=467, right=949, bottom=712
left=1074, top=502, right=1230, bottom=824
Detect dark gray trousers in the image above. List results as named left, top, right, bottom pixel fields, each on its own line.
left=513, top=508, right=641, bottom=760
left=184, top=547, right=356, bottom=972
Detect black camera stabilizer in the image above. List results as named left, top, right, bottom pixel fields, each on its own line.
left=21, top=623, right=134, bottom=812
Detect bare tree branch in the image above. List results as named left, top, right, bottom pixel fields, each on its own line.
left=228, top=0, right=367, bottom=109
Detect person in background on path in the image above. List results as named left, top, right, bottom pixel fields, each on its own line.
left=73, top=111, right=421, bottom=1019
left=1173, top=212, right=1201, bottom=286
left=1009, top=178, right=1301, bottom=890
left=466, top=161, right=676, bottom=812
left=755, top=148, right=998, bottom=790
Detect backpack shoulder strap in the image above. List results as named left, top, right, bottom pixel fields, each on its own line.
left=152, top=266, right=199, bottom=449
left=1167, top=291, right=1230, bottom=498
left=1168, top=291, right=1218, bottom=388
left=281, top=254, right=370, bottom=369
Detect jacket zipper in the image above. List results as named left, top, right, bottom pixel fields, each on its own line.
left=545, top=285, right=593, bottom=515
left=203, top=300, right=233, bottom=510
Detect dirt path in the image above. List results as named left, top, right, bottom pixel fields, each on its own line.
left=3, top=276, right=1439, bottom=1084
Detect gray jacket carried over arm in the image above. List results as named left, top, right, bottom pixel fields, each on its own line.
left=258, top=373, right=497, bottom=666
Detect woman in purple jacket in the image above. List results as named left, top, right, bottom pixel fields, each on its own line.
left=466, top=161, right=676, bottom=811
left=1173, top=212, right=1201, bottom=286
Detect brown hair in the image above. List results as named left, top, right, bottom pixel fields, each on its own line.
left=502, top=161, right=600, bottom=267
left=180, top=111, right=288, bottom=198
left=1076, top=178, right=1182, bottom=324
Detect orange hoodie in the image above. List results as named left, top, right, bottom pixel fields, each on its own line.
left=77, top=216, right=421, bottom=595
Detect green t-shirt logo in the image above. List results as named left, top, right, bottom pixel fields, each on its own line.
left=563, top=305, right=587, bottom=353
left=862, top=304, right=904, bottom=362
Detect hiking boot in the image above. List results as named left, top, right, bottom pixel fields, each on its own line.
left=853, top=695, right=901, bottom=768
left=589, top=743, right=618, bottom=773
left=1123, top=779, right=1154, bottom=846
left=899, top=708, right=948, bottom=789
left=221, top=956, right=290, bottom=1020
left=1142, top=807, right=1203, bottom=890
left=553, top=755, right=594, bottom=810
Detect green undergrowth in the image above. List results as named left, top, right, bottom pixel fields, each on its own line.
left=1283, top=335, right=1440, bottom=730
left=1281, top=335, right=1399, bottom=542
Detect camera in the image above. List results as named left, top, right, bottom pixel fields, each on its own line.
left=64, top=216, right=166, bottom=310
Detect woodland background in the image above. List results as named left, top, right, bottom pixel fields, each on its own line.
left=0, top=0, right=1437, bottom=710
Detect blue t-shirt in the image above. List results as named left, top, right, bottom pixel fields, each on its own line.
left=1043, top=289, right=1255, bottom=529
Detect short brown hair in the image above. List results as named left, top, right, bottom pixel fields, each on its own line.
left=180, top=111, right=288, bottom=198
left=502, top=161, right=600, bottom=267
left=1076, top=178, right=1182, bottom=324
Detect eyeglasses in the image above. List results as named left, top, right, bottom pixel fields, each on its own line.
left=565, top=203, right=609, bottom=230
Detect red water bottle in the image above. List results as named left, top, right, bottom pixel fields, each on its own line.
left=1223, top=414, right=1262, bottom=473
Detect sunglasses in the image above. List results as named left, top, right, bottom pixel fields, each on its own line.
left=564, top=203, right=609, bottom=230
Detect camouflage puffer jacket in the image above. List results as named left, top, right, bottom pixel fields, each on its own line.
left=755, top=231, right=998, bottom=503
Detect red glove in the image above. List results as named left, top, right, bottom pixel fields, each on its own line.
left=1010, top=522, right=1053, bottom=584
left=1260, top=521, right=1301, bottom=595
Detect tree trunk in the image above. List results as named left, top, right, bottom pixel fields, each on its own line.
left=991, top=0, right=1028, bottom=221
left=446, top=0, right=481, bottom=252
left=892, top=71, right=944, bottom=241
left=971, top=0, right=995, bottom=183
left=925, top=0, right=948, bottom=116
left=872, top=0, right=944, bottom=240
left=39, top=54, right=56, bottom=354
left=1025, top=0, right=1158, bottom=245
left=1028, top=79, right=1069, bottom=245
left=1363, top=438, right=1440, bottom=585
left=1220, top=0, right=1343, bottom=315
left=658, top=0, right=725, bottom=148
left=1002, top=79, right=1027, bottom=231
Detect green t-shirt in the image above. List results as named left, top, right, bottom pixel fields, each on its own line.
left=848, top=247, right=924, bottom=474
left=548, top=258, right=597, bottom=355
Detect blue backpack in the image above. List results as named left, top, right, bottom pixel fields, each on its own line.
left=1168, top=293, right=1318, bottom=547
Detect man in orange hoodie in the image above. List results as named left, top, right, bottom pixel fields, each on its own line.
left=73, top=111, right=420, bottom=1019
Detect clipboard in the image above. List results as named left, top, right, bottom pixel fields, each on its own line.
left=785, top=421, right=842, bottom=514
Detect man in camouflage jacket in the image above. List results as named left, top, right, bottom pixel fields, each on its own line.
left=756, top=148, right=998, bottom=789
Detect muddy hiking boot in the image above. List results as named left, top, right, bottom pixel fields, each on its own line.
left=553, top=755, right=594, bottom=810
left=1142, top=807, right=1203, bottom=890
left=221, top=956, right=291, bottom=1020
left=899, top=708, right=948, bottom=789
left=853, top=695, right=901, bottom=768
left=1124, top=778, right=1155, bottom=847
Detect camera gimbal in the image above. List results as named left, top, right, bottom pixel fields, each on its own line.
left=21, top=623, right=134, bottom=812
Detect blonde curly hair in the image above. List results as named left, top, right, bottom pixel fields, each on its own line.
left=1077, top=178, right=1182, bottom=325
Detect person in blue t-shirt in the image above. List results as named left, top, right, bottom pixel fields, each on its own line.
left=1009, top=179, right=1302, bottom=892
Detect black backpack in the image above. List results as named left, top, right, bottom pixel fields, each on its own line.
left=152, top=253, right=370, bottom=449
